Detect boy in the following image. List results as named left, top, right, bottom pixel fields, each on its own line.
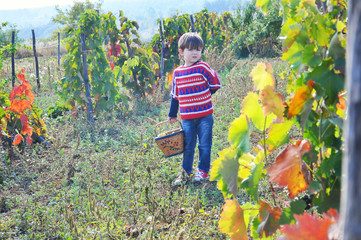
left=168, top=32, right=221, bottom=185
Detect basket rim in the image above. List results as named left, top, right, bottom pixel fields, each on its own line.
left=155, top=129, right=184, bottom=141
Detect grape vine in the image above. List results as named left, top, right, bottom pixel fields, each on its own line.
left=211, top=0, right=347, bottom=239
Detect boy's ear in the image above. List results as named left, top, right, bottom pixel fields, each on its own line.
left=178, top=49, right=184, bottom=56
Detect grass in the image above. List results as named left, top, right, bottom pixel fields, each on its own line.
left=0, top=54, right=289, bottom=239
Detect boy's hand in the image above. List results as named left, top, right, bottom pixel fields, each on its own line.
left=168, top=117, right=177, bottom=123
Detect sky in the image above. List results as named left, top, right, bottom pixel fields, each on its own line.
left=0, top=0, right=79, bottom=10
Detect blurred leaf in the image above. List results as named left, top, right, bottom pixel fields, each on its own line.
left=266, top=119, right=294, bottom=151
left=12, top=134, right=23, bottom=145
left=256, top=0, right=272, bottom=14
left=306, top=59, right=344, bottom=106
left=229, top=114, right=250, bottom=153
left=260, top=85, right=285, bottom=119
left=219, top=199, right=249, bottom=240
left=279, top=209, right=338, bottom=240
left=287, top=80, right=314, bottom=119
left=242, top=92, right=274, bottom=131
left=210, top=147, right=240, bottom=197
left=250, top=62, right=275, bottom=91
left=257, top=201, right=282, bottom=237
left=242, top=161, right=264, bottom=201
left=267, top=140, right=311, bottom=198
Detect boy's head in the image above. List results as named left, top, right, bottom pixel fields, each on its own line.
left=178, top=32, right=204, bottom=51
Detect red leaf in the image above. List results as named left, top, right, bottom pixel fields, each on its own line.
left=26, top=128, right=33, bottom=146
left=25, top=89, right=35, bottom=103
left=17, top=72, right=25, bottom=82
left=7, top=99, right=32, bottom=114
left=279, top=209, right=338, bottom=240
left=9, top=85, right=22, bottom=100
left=258, top=201, right=282, bottom=237
left=21, top=122, right=31, bottom=135
left=13, top=134, right=23, bottom=145
left=20, top=114, right=28, bottom=125
left=267, top=140, right=312, bottom=198
left=336, top=90, right=346, bottom=110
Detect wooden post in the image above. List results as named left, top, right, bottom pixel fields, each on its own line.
left=80, top=28, right=95, bottom=124
left=159, top=19, right=165, bottom=90
left=11, top=31, right=15, bottom=88
left=190, top=14, right=195, bottom=32
left=341, top=0, right=361, bottom=239
left=32, top=29, right=40, bottom=90
left=57, top=32, right=61, bottom=67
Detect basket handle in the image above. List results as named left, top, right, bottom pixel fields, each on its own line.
left=154, top=119, right=182, bottom=136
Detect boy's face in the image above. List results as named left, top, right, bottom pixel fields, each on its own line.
left=179, top=47, right=202, bottom=66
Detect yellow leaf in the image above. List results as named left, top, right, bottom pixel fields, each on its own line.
left=249, top=62, right=275, bottom=91
left=229, top=114, right=250, bottom=153
left=266, top=119, right=295, bottom=151
left=260, top=85, right=285, bottom=119
left=238, top=153, right=254, bottom=179
left=242, top=92, right=275, bottom=131
left=219, top=199, right=249, bottom=240
left=336, top=20, right=346, bottom=33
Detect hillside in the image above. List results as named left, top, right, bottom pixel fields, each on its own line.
left=0, top=0, right=247, bottom=41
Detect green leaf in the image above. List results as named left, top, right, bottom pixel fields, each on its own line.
left=256, top=0, right=272, bottom=14
left=290, top=199, right=307, bottom=215
left=228, top=114, right=250, bottom=153
left=279, top=207, right=295, bottom=225
left=282, top=41, right=304, bottom=70
left=307, top=181, right=323, bottom=195
left=242, top=162, right=264, bottom=201
left=306, top=59, right=344, bottom=106
left=210, top=147, right=240, bottom=197
left=302, top=45, right=322, bottom=66
left=320, top=151, right=342, bottom=178
left=266, top=119, right=294, bottom=151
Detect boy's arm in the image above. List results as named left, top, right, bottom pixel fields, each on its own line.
left=168, top=97, right=179, bottom=123
left=201, top=62, right=221, bottom=91
left=210, top=88, right=218, bottom=95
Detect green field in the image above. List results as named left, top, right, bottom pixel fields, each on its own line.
left=0, top=54, right=289, bottom=239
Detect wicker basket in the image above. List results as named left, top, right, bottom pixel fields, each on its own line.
left=154, top=120, right=184, bottom=157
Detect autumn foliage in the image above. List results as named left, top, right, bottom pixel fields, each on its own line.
left=0, top=69, right=46, bottom=147
left=211, top=0, right=347, bottom=238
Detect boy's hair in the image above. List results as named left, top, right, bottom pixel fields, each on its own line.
left=178, top=32, right=204, bottom=50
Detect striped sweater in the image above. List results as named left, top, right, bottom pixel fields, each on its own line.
left=170, top=61, right=221, bottom=120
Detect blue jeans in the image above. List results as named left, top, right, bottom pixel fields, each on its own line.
left=182, top=114, right=214, bottom=174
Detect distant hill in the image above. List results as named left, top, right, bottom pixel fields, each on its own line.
left=0, top=0, right=246, bottom=41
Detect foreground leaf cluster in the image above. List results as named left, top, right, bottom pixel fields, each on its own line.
left=211, top=0, right=347, bottom=238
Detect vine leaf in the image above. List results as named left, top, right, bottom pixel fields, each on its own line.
left=257, top=201, right=282, bottom=237
left=266, top=119, right=294, bottom=151
left=256, top=0, right=272, bottom=14
left=219, top=199, right=249, bottom=240
left=279, top=209, right=338, bottom=240
left=13, top=134, right=23, bottom=145
left=260, top=85, right=285, bottom=120
left=242, top=92, right=275, bottom=131
left=7, top=99, right=32, bottom=114
left=287, top=80, right=314, bottom=119
left=210, top=147, right=240, bottom=197
left=336, top=90, right=346, bottom=118
left=250, top=62, right=275, bottom=91
left=267, top=139, right=312, bottom=198
left=228, top=114, right=250, bottom=153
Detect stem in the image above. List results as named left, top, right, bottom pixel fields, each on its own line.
left=269, top=182, right=280, bottom=207
left=263, top=116, right=268, bottom=164
left=305, top=161, right=322, bottom=183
